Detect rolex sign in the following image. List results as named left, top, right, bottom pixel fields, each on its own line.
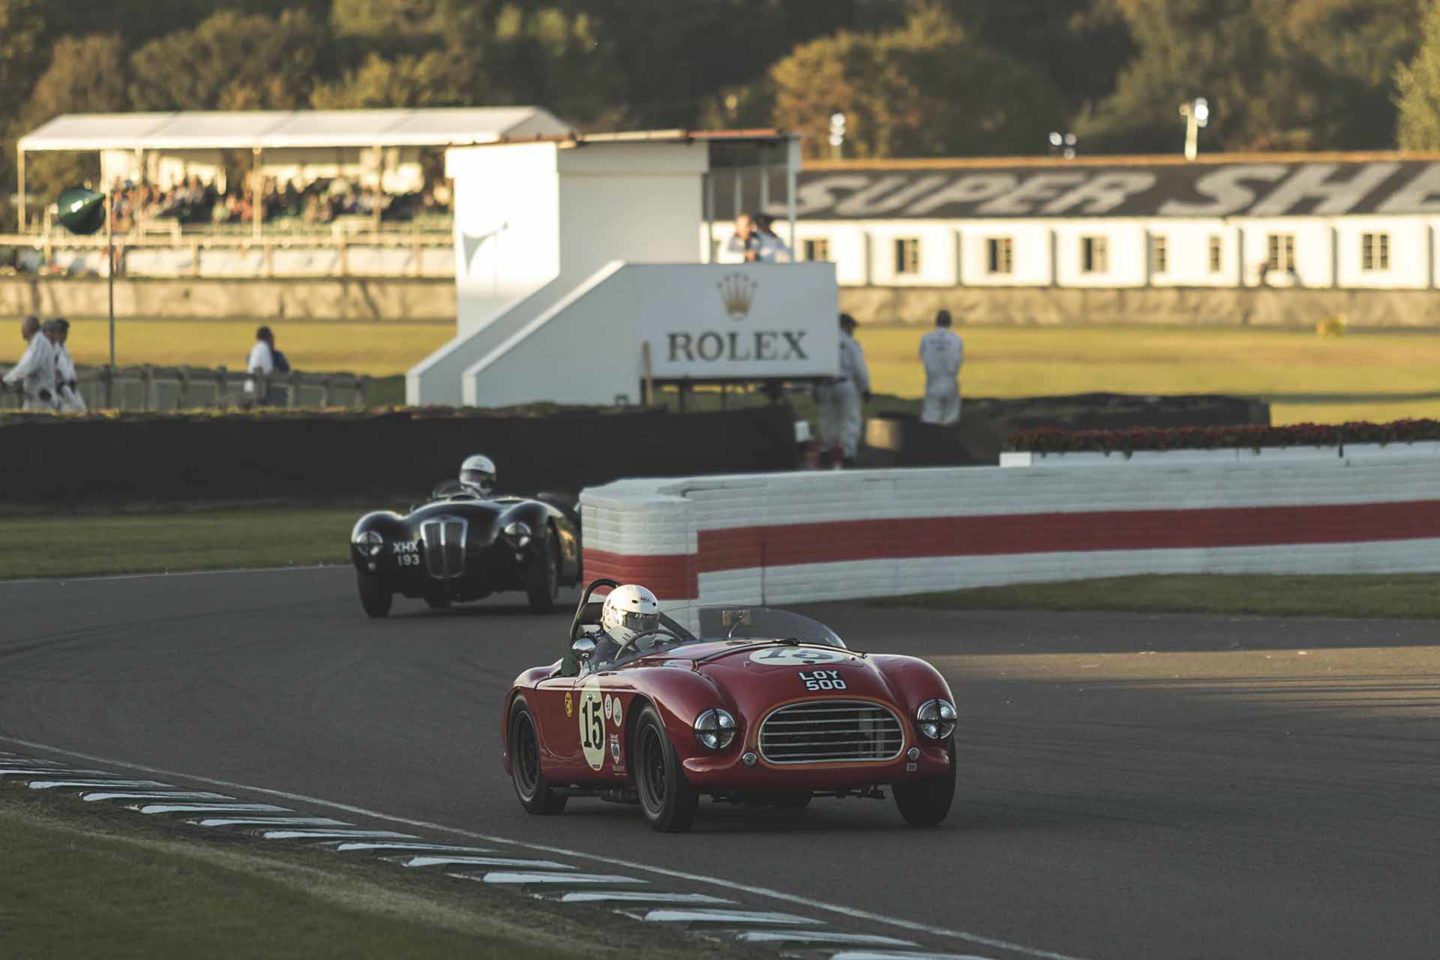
left=634, top=262, right=839, bottom=381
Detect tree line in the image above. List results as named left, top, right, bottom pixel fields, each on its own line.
left=4, top=0, right=1440, bottom=217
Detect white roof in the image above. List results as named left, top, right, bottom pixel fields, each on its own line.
left=18, top=107, right=572, bottom=152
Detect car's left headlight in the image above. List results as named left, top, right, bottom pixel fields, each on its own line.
left=503, top=521, right=532, bottom=548
left=354, top=530, right=384, bottom=557
left=915, top=699, right=956, bottom=740
left=694, top=708, right=737, bottom=751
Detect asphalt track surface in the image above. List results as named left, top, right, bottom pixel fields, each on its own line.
left=2, top=567, right=1438, bottom=960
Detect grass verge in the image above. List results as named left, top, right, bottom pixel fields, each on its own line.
left=9, top=321, right=1440, bottom=424
left=0, top=791, right=736, bottom=960
left=873, top=574, right=1440, bottom=620
left=0, top=507, right=363, bottom=579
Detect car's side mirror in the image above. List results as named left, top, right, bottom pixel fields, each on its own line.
left=571, top=636, right=596, bottom=665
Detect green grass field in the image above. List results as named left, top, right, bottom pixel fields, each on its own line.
left=0, top=805, right=584, bottom=960
left=0, top=508, right=359, bottom=579
left=5, top=319, right=1439, bottom=424
left=877, top=574, right=1440, bottom=619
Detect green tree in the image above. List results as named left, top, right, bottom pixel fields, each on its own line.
left=1078, top=0, right=1276, bottom=152
left=771, top=4, right=1063, bottom=158
left=311, top=51, right=469, bottom=109
left=1264, top=0, right=1418, bottom=149
left=12, top=35, right=130, bottom=200
left=128, top=9, right=329, bottom=111
left=0, top=0, right=47, bottom=225
left=1396, top=0, right=1440, bottom=149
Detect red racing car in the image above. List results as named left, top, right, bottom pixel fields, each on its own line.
left=502, top=579, right=957, bottom=832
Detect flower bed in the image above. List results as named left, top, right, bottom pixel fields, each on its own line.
left=1011, top=419, right=1440, bottom=455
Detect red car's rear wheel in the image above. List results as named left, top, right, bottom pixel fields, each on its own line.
left=509, top=701, right=566, bottom=815
left=633, top=705, right=698, bottom=833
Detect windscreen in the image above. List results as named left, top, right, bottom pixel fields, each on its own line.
left=697, top=607, right=846, bottom=648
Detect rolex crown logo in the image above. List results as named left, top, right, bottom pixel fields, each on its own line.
left=717, top=272, right=758, bottom=320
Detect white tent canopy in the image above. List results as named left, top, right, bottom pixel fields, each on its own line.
left=18, top=107, right=572, bottom=152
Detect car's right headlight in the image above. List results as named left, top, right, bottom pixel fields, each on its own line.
left=916, top=699, right=957, bottom=741
left=694, top=708, right=737, bottom=751
left=354, top=530, right=384, bottom=557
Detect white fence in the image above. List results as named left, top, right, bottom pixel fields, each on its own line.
left=0, top=232, right=453, bottom=279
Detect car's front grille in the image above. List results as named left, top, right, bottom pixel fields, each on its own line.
left=420, top=517, right=467, bottom=579
left=758, top=700, right=904, bottom=764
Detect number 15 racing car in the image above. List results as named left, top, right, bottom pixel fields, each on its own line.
left=502, top=579, right=957, bottom=832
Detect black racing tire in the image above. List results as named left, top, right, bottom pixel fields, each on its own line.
left=509, top=701, right=567, bottom=815
left=356, top=570, right=392, bottom=619
left=893, top=738, right=956, bottom=826
left=525, top=527, right=561, bottom=614
left=423, top=593, right=451, bottom=610
left=632, top=704, right=699, bottom=833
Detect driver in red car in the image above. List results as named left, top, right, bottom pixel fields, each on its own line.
left=590, top=584, right=662, bottom=664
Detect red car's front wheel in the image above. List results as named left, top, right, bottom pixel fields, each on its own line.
left=509, top=701, right=567, bottom=815
left=633, top=705, right=698, bottom=833
left=893, top=737, right=956, bottom=826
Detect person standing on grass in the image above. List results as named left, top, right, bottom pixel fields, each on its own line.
left=919, top=309, right=964, bottom=425
left=3, top=315, right=57, bottom=411
left=46, top=318, right=86, bottom=413
left=816, top=313, right=871, bottom=468
left=245, top=325, right=279, bottom=405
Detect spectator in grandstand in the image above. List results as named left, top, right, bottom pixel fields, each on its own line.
left=816, top=313, right=870, bottom=467
left=754, top=213, right=793, bottom=263
left=919, top=309, right=964, bottom=425
left=3, top=315, right=57, bottom=411
left=47, top=318, right=85, bottom=413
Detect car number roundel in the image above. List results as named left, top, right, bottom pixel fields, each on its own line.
left=578, top=676, right=606, bottom=771
left=748, top=647, right=847, bottom=666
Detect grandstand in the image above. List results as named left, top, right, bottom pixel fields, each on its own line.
left=14, top=107, right=570, bottom=237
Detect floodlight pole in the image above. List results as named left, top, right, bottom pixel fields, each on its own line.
left=16, top=148, right=26, bottom=232
left=106, top=186, right=116, bottom=374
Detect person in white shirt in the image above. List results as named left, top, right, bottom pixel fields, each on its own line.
left=3, top=315, right=58, bottom=411
left=918, top=309, right=964, bottom=425
left=816, top=314, right=870, bottom=467
left=245, top=325, right=277, bottom=404
left=47, top=318, right=86, bottom=413
left=720, top=213, right=762, bottom=263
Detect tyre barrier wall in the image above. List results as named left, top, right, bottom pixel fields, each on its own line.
left=579, top=453, right=1440, bottom=618
left=0, top=405, right=796, bottom=507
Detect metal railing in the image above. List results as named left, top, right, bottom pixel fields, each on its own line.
left=0, top=365, right=371, bottom=412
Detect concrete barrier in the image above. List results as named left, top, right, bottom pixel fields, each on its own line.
left=580, top=455, right=1440, bottom=616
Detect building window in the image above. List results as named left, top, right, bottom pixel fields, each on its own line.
left=1081, top=236, right=1109, bottom=274
left=1208, top=235, right=1223, bottom=273
left=803, top=237, right=831, bottom=262
left=1151, top=235, right=1168, bottom=274
left=1361, top=232, right=1390, bottom=271
left=894, top=237, right=920, bottom=275
left=1266, top=233, right=1296, bottom=272
left=985, top=236, right=1014, bottom=275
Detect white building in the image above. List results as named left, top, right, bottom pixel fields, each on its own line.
left=410, top=131, right=839, bottom=407
left=717, top=153, right=1440, bottom=292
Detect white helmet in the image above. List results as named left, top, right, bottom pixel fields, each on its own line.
left=458, top=454, right=496, bottom=496
left=601, top=584, right=661, bottom=648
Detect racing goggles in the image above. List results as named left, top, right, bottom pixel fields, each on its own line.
left=618, top=611, right=660, bottom=635
left=460, top=470, right=493, bottom=488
